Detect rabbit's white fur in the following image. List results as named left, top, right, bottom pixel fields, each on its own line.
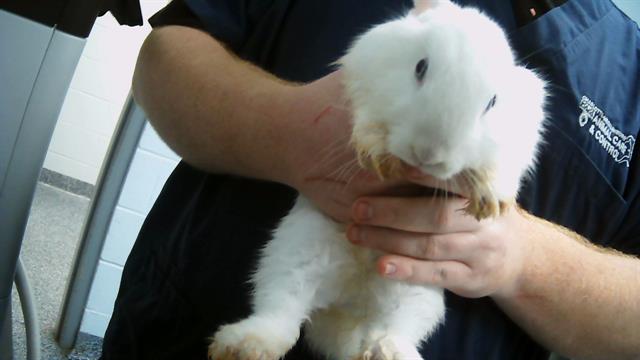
left=345, top=1, right=546, bottom=201
left=209, top=1, right=546, bottom=359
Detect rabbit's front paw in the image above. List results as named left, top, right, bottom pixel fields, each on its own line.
left=464, top=193, right=503, bottom=220
left=460, top=168, right=512, bottom=220
left=354, top=336, right=423, bottom=360
left=208, top=317, right=296, bottom=360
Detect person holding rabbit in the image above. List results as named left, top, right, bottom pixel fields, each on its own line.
left=101, top=1, right=640, bottom=359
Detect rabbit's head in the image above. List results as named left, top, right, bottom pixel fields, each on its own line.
left=340, top=0, right=547, bottom=218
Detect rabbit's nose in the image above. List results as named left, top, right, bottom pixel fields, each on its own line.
left=411, top=146, right=444, bottom=167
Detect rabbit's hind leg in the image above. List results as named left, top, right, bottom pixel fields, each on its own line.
left=209, top=197, right=344, bottom=360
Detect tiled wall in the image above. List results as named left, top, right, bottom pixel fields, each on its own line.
left=43, top=1, right=168, bottom=185
left=80, top=123, right=179, bottom=337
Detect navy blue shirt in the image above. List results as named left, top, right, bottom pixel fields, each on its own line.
left=100, top=1, right=640, bottom=359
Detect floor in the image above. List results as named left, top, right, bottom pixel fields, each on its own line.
left=11, top=183, right=103, bottom=360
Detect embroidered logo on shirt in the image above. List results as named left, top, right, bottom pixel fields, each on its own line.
left=578, top=96, right=635, bottom=168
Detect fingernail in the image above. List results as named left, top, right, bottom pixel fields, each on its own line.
left=355, top=201, right=372, bottom=221
left=347, top=225, right=364, bottom=244
left=384, top=262, right=397, bottom=276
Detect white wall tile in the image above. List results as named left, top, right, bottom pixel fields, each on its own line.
left=86, top=261, right=123, bottom=315
left=101, top=206, right=146, bottom=266
left=55, top=88, right=120, bottom=137
left=81, top=23, right=112, bottom=62
left=140, top=1, right=172, bottom=23
left=80, top=309, right=111, bottom=338
left=45, top=0, right=170, bottom=184
left=75, top=0, right=178, bottom=338
left=117, top=149, right=178, bottom=214
left=95, top=11, right=120, bottom=29
left=47, top=121, right=110, bottom=169
left=43, top=152, right=98, bottom=184
left=68, top=56, right=121, bottom=104
left=139, top=123, right=180, bottom=161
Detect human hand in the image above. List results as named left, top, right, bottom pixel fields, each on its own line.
left=346, top=169, right=530, bottom=299
left=285, top=71, right=415, bottom=222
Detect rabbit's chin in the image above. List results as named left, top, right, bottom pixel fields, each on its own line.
left=355, top=151, right=406, bottom=180
left=354, top=137, right=510, bottom=220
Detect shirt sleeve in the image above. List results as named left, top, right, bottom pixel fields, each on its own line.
left=148, top=0, right=206, bottom=31
left=148, top=0, right=274, bottom=53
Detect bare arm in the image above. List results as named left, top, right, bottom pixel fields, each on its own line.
left=133, top=25, right=327, bottom=186
left=493, top=214, right=640, bottom=360
left=132, top=25, right=407, bottom=221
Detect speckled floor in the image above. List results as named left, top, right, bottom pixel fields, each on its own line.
left=11, top=183, right=103, bottom=360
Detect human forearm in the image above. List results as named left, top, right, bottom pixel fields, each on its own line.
left=345, top=186, right=640, bottom=359
left=133, top=27, right=407, bottom=222
left=494, top=214, right=640, bottom=359
left=133, top=25, right=315, bottom=185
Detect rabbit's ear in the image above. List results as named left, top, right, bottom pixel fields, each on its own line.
left=413, top=0, right=450, bottom=14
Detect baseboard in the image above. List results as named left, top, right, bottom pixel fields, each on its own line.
left=68, top=332, right=103, bottom=360
left=39, top=168, right=94, bottom=198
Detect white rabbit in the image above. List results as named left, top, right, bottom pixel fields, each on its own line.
left=208, top=1, right=547, bottom=359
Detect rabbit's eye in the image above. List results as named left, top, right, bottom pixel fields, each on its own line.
left=483, top=95, right=497, bottom=115
left=415, top=58, right=428, bottom=82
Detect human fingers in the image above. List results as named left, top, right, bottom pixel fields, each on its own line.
left=376, top=254, right=477, bottom=293
left=347, top=224, right=479, bottom=261
left=352, top=196, right=482, bottom=233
